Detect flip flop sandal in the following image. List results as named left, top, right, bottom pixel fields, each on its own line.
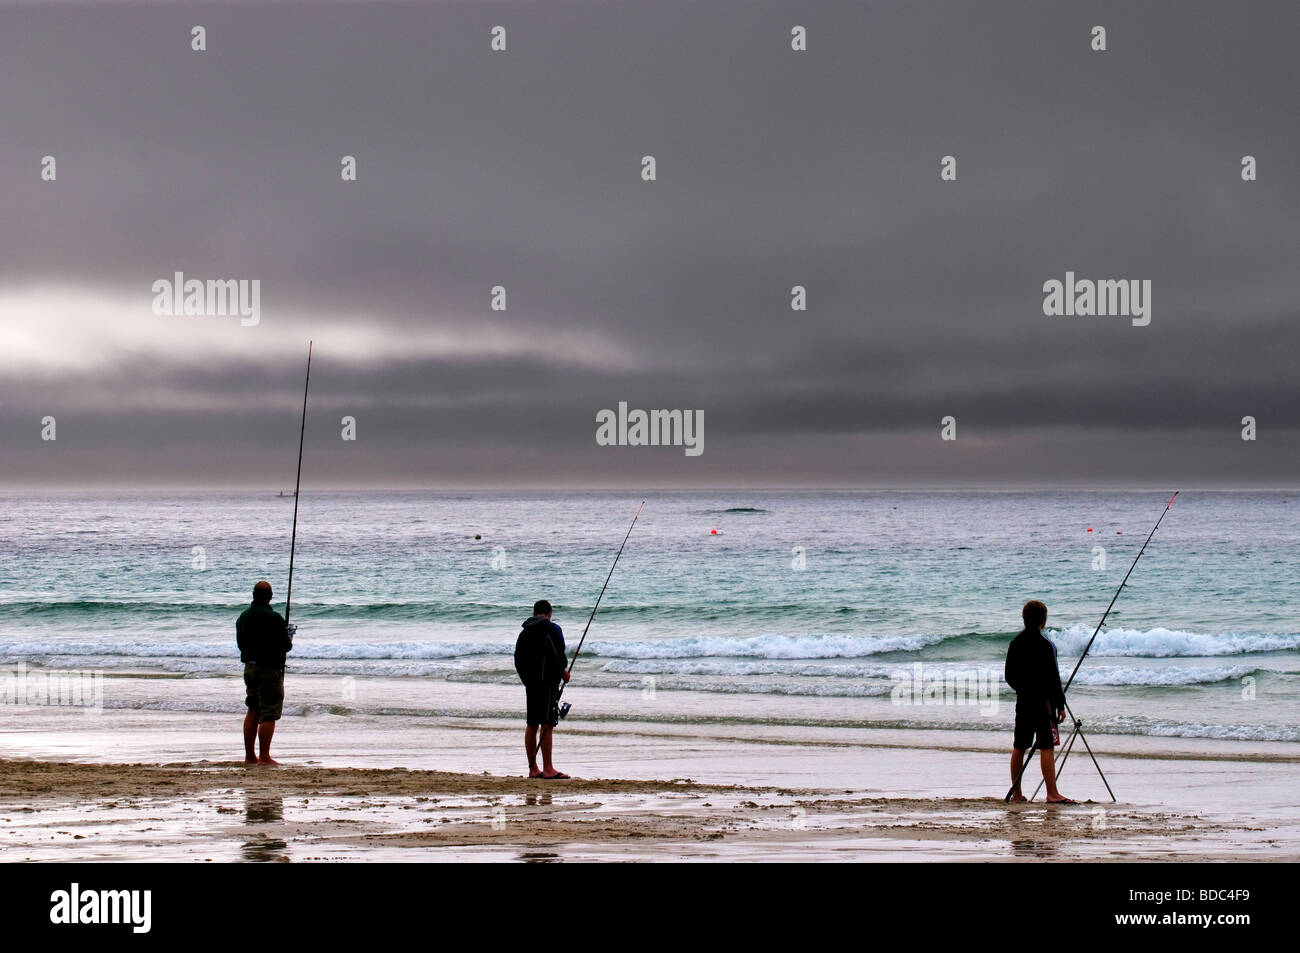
left=541, top=772, right=570, bottom=780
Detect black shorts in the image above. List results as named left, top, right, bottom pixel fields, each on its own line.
left=524, top=681, right=560, bottom=727
left=1013, top=700, right=1057, bottom=751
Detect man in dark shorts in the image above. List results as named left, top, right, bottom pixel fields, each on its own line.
left=513, top=599, right=570, bottom=779
left=1004, top=599, right=1074, bottom=803
left=237, top=580, right=294, bottom=765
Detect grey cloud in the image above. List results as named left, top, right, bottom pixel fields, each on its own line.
left=0, top=0, right=1296, bottom=487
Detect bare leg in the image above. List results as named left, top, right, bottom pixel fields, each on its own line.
left=524, top=725, right=542, bottom=776
left=1008, top=748, right=1028, bottom=802
left=257, top=720, right=279, bottom=765
left=1041, top=748, right=1072, bottom=802
left=539, top=726, right=565, bottom=777
left=243, top=710, right=259, bottom=764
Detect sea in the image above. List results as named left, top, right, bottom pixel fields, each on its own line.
left=1, top=490, right=1297, bottom=747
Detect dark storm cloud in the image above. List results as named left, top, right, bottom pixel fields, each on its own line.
left=0, top=0, right=1296, bottom=487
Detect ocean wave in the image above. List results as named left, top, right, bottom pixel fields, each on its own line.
left=587, top=633, right=947, bottom=658
left=5, top=654, right=1260, bottom=694
left=599, top=658, right=1259, bottom=688
left=1048, top=624, right=1300, bottom=658
left=0, top=633, right=945, bottom=663
left=1064, top=664, right=1258, bottom=687
left=31, top=696, right=1297, bottom=743
left=1097, top=715, right=1300, bottom=743
left=0, top=600, right=518, bottom=623
left=0, top=600, right=235, bottom=616
left=605, top=677, right=900, bottom=698
left=0, top=639, right=506, bottom=660
left=1, top=625, right=1294, bottom=668
left=595, top=629, right=1298, bottom=661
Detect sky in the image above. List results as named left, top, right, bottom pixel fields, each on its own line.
left=1, top=0, right=1297, bottom=489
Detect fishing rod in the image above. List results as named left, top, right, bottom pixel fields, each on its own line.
left=1005, top=491, right=1178, bottom=803
left=554, top=501, right=645, bottom=719
left=1062, top=491, right=1178, bottom=695
left=284, top=341, right=313, bottom=627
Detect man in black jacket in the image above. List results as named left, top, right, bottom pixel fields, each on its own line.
left=513, top=600, right=570, bottom=779
left=237, top=580, right=293, bottom=765
left=1005, top=600, right=1074, bottom=803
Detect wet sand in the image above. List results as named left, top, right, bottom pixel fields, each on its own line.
left=1, top=756, right=1294, bottom=862
left=3, top=679, right=1297, bottom=861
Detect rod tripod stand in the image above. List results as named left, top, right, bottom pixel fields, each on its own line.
left=1019, top=700, right=1115, bottom=803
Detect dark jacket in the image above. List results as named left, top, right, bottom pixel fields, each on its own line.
left=514, top=616, right=566, bottom=686
left=236, top=601, right=292, bottom=668
left=1004, top=627, right=1066, bottom=709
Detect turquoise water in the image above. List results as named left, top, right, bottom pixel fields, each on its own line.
left=1, top=490, right=1297, bottom=741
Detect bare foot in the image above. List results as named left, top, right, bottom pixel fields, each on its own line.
left=257, top=757, right=281, bottom=766
left=244, top=756, right=259, bottom=765
left=1009, top=793, right=1027, bottom=803
left=1046, top=794, right=1076, bottom=804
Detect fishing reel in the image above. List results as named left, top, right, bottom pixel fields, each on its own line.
left=558, top=701, right=572, bottom=720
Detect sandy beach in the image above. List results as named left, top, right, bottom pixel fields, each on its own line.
left=2, top=695, right=1296, bottom=862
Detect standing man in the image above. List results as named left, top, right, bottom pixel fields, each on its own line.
left=237, top=580, right=294, bottom=765
left=513, top=599, right=570, bottom=779
left=1005, top=599, right=1074, bottom=803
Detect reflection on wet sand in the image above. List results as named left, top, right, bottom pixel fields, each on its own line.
left=241, top=792, right=288, bottom=862
left=1006, top=808, right=1059, bottom=859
